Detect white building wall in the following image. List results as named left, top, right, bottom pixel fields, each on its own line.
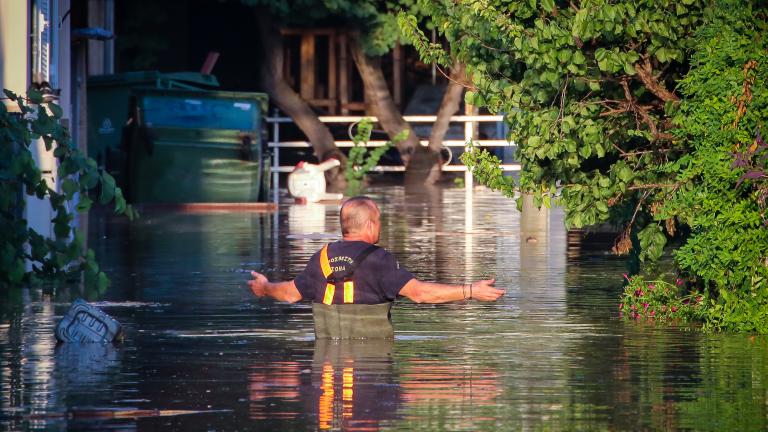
left=0, top=0, right=31, bottom=98
left=1, top=0, right=73, bottom=265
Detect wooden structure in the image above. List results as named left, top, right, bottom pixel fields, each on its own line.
left=280, top=28, right=403, bottom=115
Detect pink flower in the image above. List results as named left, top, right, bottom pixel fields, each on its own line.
left=676, top=278, right=683, bottom=286
left=649, top=310, right=656, bottom=317
left=682, top=298, right=690, bottom=305
left=671, top=306, right=678, bottom=312
left=635, top=289, right=644, bottom=297
left=643, top=303, right=649, bottom=311
left=631, top=304, right=637, bottom=311
left=648, top=284, right=655, bottom=290
left=696, top=296, right=703, bottom=303
left=619, top=303, right=624, bottom=310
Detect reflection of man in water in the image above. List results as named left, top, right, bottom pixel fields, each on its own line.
left=248, top=339, right=402, bottom=430
left=248, top=196, right=505, bottom=338
left=311, top=339, right=401, bottom=430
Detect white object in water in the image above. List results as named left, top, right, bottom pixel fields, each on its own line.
left=287, top=159, right=344, bottom=203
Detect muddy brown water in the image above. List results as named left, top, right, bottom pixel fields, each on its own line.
left=2, top=186, right=767, bottom=431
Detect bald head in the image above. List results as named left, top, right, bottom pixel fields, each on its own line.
left=340, top=196, right=380, bottom=238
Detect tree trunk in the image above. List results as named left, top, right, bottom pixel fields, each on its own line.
left=255, top=10, right=346, bottom=189
left=348, top=33, right=418, bottom=168
left=424, top=62, right=468, bottom=184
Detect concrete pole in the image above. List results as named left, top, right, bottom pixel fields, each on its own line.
left=464, top=103, right=476, bottom=280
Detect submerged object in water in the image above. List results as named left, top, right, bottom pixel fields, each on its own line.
left=55, top=299, right=124, bottom=343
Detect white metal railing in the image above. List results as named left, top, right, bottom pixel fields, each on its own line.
left=265, top=112, right=519, bottom=202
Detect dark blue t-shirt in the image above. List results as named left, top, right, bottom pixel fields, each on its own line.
left=294, top=241, right=414, bottom=304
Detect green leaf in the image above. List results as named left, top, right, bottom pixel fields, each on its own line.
left=47, top=103, right=63, bottom=118
left=114, top=189, right=127, bottom=214
left=528, top=136, right=542, bottom=147
left=9, top=259, right=25, bottom=283
left=99, top=172, right=116, bottom=204
left=573, top=212, right=583, bottom=228
left=618, top=166, right=633, bottom=183
left=595, top=144, right=606, bottom=158
left=28, top=89, right=43, bottom=104
left=53, top=212, right=71, bottom=238
left=464, top=91, right=476, bottom=106
left=579, top=145, right=592, bottom=158
left=76, top=195, right=92, bottom=213
left=62, top=178, right=78, bottom=199
left=638, top=224, right=666, bottom=262
left=97, top=271, right=110, bottom=292
left=572, top=50, right=586, bottom=65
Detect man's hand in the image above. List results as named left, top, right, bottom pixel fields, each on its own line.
left=247, top=272, right=302, bottom=303
left=248, top=271, right=269, bottom=298
left=470, top=278, right=505, bottom=301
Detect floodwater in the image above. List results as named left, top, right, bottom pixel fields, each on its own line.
left=2, top=186, right=768, bottom=431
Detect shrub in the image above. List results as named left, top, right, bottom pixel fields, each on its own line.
left=0, top=89, right=136, bottom=290
left=620, top=275, right=704, bottom=324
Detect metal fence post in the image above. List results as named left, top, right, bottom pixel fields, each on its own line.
left=272, top=108, right=280, bottom=203
left=267, top=114, right=516, bottom=195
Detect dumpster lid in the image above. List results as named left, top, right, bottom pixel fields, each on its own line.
left=133, top=87, right=269, bottom=130
left=160, top=72, right=219, bottom=88
left=88, top=70, right=219, bottom=88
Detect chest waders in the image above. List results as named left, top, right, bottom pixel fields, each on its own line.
left=312, top=243, right=394, bottom=339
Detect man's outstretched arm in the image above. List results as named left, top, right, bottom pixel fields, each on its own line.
left=248, top=271, right=303, bottom=303
left=398, top=278, right=505, bottom=303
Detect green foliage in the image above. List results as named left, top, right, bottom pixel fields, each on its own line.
left=404, top=0, right=768, bottom=332
left=637, top=223, right=666, bottom=263
left=397, top=12, right=451, bottom=65
left=460, top=145, right=516, bottom=200
left=345, top=118, right=407, bottom=194
left=0, top=89, right=137, bottom=290
left=658, top=12, right=768, bottom=332
left=620, top=275, right=704, bottom=323
left=405, top=0, right=712, bottom=232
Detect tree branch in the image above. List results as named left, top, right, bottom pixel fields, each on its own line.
left=628, top=182, right=681, bottom=190
left=634, top=55, right=680, bottom=103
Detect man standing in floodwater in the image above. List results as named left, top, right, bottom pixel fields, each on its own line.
left=248, top=196, right=505, bottom=338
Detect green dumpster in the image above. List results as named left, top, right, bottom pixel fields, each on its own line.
left=87, top=71, right=219, bottom=177
left=126, top=88, right=269, bottom=203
